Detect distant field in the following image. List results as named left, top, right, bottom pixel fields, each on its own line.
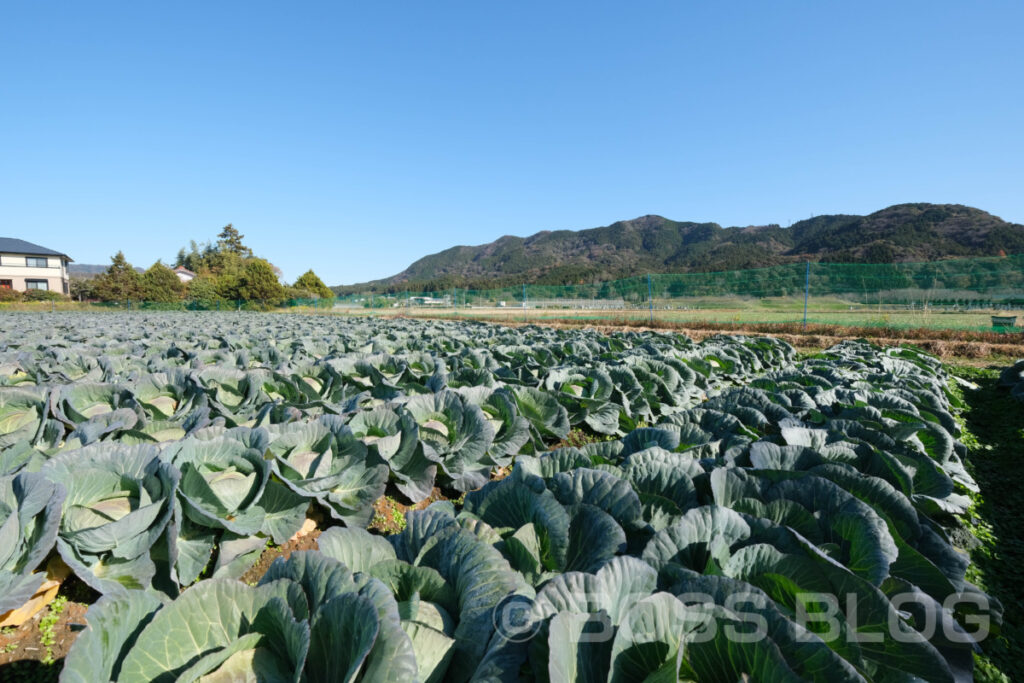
left=333, top=295, right=1024, bottom=334
left=3, top=294, right=1021, bottom=334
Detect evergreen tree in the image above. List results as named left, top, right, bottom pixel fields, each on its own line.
left=237, top=258, right=284, bottom=305
left=92, top=252, right=142, bottom=301
left=140, top=262, right=185, bottom=302
left=217, top=224, right=253, bottom=257
left=186, top=275, right=225, bottom=309
left=69, top=278, right=95, bottom=302
left=212, top=251, right=247, bottom=300
left=292, top=270, right=334, bottom=298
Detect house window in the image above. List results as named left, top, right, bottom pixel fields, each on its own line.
left=25, top=280, right=49, bottom=291
left=0, top=280, right=11, bottom=289
left=26, top=257, right=49, bottom=267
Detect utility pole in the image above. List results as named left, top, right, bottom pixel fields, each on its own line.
left=647, top=274, right=654, bottom=324
left=803, top=261, right=810, bottom=330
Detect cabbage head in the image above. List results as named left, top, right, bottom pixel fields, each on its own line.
left=0, top=472, right=65, bottom=614
left=266, top=417, right=389, bottom=526
left=41, top=443, right=178, bottom=595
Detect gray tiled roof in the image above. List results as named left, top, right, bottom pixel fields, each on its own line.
left=0, top=238, right=72, bottom=261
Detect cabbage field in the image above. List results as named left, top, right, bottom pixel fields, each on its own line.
left=0, top=313, right=1002, bottom=681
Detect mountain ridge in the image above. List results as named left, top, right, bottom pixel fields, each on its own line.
left=69, top=264, right=145, bottom=277
left=335, top=203, right=1024, bottom=293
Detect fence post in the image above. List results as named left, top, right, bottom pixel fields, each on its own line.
left=647, top=273, right=654, bottom=324
left=803, top=261, right=810, bottom=330
left=522, top=284, right=527, bottom=322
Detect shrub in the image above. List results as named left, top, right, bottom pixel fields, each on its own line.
left=22, top=289, right=65, bottom=301
left=186, top=275, right=226, bottom=310
left=140, top=262, right=185, bottom=302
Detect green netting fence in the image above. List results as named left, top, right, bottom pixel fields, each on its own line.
left=327, top=254, right=1024, bottom=333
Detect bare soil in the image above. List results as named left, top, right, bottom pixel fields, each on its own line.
left=238, top=529, right=323, bottom=586
left=0, top=577, right=94, bottom=682
left=369, top=486, right=452, bottom=535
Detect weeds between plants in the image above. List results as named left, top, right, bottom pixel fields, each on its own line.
left=948, top=365, right=1024, bottom=682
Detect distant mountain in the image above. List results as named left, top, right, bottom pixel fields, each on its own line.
left=70, top=264, right=144, bottom=278
left=335, top=203, right=1024, bottom=293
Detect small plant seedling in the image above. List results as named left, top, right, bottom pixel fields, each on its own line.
left=39, top=595, right=68, bottom=665
left=390, top=505, right=406, bottom=532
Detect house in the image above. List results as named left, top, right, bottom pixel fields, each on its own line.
left=172, top=266, right=197, bottom=283
left=0, top=238, right=72, bottom=294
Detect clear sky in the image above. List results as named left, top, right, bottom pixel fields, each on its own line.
left=2, top=1, right=1022, bottom=285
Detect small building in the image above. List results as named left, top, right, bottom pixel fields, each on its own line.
left=409, top=296, right=452, bottom=307
left=173, top=266, right=197, bottom=283
left=0, top=238, right=73, bottom=294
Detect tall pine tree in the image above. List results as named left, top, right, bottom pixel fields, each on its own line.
left=92, top=252, right=142, bottom=301
left=293, top=270, right=334, bottom=298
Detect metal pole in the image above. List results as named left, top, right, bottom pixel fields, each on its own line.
left=647, top=274, right=653, bottom=324
left=803, top=261, right=810, bottom=330
left=522, top=283, right=527, bottom=323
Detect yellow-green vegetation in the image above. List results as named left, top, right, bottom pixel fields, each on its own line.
left=38, top=595, right=68, bottom=666
left=391, top=298, right=1024, bottom=334
left=947, top=366, right=1024, bottom=682
left=389, top=505, right=406, bottom=532
left=558, top=426, right=619, bottom=449
left=369, top=496, right=408, bottom=535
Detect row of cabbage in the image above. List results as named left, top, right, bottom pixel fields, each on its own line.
left=0, top=317, right=995, bottom=679
left=1, top=315, right=793, bottom=602
left=58, top=341, right=993, bottom=681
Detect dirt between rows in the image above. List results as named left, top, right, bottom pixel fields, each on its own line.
left=674, top=327, right=1024, bottom=361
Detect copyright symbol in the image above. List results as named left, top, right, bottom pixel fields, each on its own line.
left=492, top=594, right=541, bottom=642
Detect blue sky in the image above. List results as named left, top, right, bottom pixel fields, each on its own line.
left=2, top=1, right=1022, bottom=285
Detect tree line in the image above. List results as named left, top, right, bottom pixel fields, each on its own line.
left=69, top=225, right=334, bottom=307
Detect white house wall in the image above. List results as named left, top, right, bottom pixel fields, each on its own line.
left=0, top=252, right=70, bottom=292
